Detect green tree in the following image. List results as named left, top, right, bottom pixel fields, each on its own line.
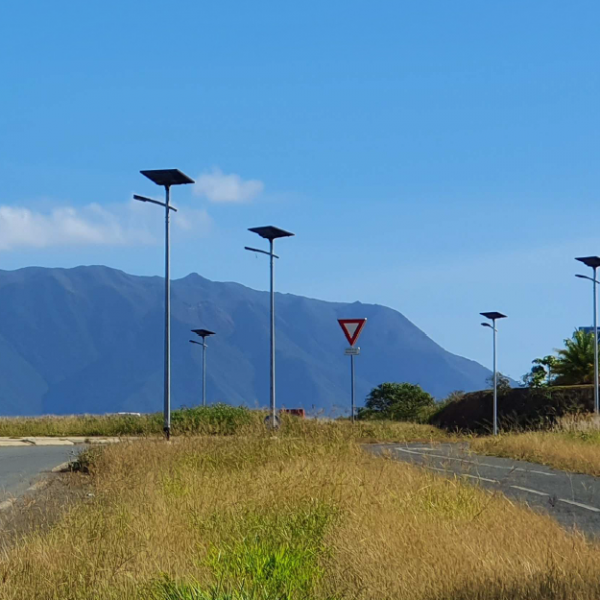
left=522, top=355, right=559, bottom=388
left=358, top=382, right=435, bottom=422
left=522, top=365, right=547, bottom=388
left=485, top=372, right=511, bottom=393
left=554, top=330, right=597, bottom=385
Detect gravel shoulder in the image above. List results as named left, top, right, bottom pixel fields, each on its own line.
left=0, top=469, right=93, bottom=552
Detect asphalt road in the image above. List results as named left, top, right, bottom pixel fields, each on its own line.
left=369, top=442, right=600, bottom=536
left=0, top=446, right=82, bottom=501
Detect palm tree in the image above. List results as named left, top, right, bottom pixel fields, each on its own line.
left=553, top=330, right=597, bottom=385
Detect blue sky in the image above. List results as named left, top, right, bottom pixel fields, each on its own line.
left=1, top=1, right=599, bottom=381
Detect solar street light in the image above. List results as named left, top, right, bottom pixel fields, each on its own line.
left=480, top=311, right=507, bottom=435
left=245, top=226, right=295, bottom=428
left=133, top=169, right=194, bottom=440
left=575, top=256, right=600, bottom=415
left=191, top=329, right=216, bottom=407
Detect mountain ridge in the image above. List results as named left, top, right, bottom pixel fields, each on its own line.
left=0, top=265, right=492, bottom=416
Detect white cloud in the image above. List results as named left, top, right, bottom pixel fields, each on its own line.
left=173, top=208, right=213, bottom=234
left=0, top=200, right=215, bottom=251
left=0, top=203, right=158, bottom=251
left=193, top=167, right=264, bottom=203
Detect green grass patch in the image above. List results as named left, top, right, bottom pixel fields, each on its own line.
left=150, top=502, right=337, bottom=600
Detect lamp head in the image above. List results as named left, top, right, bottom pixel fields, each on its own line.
left=480, top=311, right=507, bottom=321
left=576, top=256, right=600, bottom=269
left=140, top=169, right=194, bottom=187
left=248, top=226, right=294, bottom=241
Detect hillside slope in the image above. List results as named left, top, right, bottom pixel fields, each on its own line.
left=0, top=266, right=492, bottom=415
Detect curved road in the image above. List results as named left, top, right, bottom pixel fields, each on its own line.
left=0, top=446, right=82, bottom=501
left=370, top=442, right=600, bottom=536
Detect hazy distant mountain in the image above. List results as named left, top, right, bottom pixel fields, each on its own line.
left=0, top=266, right=491, bottom=416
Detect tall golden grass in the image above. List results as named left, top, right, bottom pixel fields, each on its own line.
left=0, top=405, right=255, bottom=438
left=0, top=423, right=599, bottom=599
left=0, top=406, right=449, bottom=442
left=471, top=413, right=600, bottom=477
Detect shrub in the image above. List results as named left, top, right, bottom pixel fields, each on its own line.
left=357, top=382, right=435, bottom=422
left=171, top=404, right=258, bottom=435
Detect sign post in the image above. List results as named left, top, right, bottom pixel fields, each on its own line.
left=338, top=319, right=367, bottom=423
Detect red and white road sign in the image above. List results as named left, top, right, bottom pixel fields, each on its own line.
left=338, top=319, right=367, bottom=346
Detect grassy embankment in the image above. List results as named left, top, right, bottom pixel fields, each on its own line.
left=0, top=406, right=257, bottom=438
left=2, top=417, right=600, bottom=599
left=471, top=413, right=600, bottom=477
left=8, top=401, right=600, bottom=479
left=0, top=405, right=447, bottom=442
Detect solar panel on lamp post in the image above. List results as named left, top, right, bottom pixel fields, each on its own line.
left=575, top=256, right=600, bottom=416
left=134, top=169, right=194, bottom=440
left=245, top=226, right=295, bottom=428
left=480, top=311, right=507, bottom=436
left=190, top=329, right=216, bottom=407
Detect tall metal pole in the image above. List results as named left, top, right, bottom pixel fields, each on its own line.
left=270, top=238, right=276, bottom=427
left=164, top=185, right=171, bottom=440
left=202, top=337, right=207, bottom=407
left=136, top=169, right=194, bottom=439
left=594, top=266, right=599, bottom=415
left=351, top=353, right=355, bottom=423
left=493, top=319, right=498, bottom=436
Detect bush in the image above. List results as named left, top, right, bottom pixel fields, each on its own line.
left=171, top=404, right=258, bottom=435
left=430, top=385, right=597, bottom=433
left=357, top=383, right=435, bottom=422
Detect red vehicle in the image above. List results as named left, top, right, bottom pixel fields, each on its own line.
left=280, top=408, right=306, bottom=418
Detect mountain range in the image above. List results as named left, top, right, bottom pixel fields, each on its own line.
left=0, top=265, right=492, bottom=416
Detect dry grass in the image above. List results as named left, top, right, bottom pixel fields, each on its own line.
left=471, top=413, right=600, bottom=477
left=0, top=406, right=449, bottom=442
left=0, top=413, right=162, bottom=437
left=0, top=424, right=599, bottom=599
left=0, top=405, right=257, bottom=437
left=280, top=416, right=450, bottom=443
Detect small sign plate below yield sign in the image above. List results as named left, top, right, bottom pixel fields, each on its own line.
left=344, top=347, right=360, bottom=356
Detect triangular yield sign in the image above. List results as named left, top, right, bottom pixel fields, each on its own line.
left=338, top=318, right=367, bottom=346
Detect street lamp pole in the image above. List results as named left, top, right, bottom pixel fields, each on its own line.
left=481, top=311, right=507, bottom=436
left=134, top=169, right=194, bottom=440
left=351, top=353, right=355, bottom=423
left=575, top=256, right=600, bottom=415
left=191, top=329, right=216, bottom=407
left=164, top=185, right=171, bottom=434
left=203, top=335, right=207, bottom=406
left=493, top=322, right=497, bottom=433
left=245, top=226, right=295, bottom=428
left=595, top=267, right=598, bottom=415
left=269, top=238, right=275, bottom=424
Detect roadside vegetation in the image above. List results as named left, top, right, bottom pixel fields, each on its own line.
left=0, top=404, right=448, bottom=443
left=0, top=404, right=259, bottom=438
left=7, top=375, right=600, bottom=482
left=357, top=382, right=436, bottom=423
left=426, top=327, right=600, bottom=473
left=471, top=413, right=600, bottom=477
left=355, top=380, right=600, bottom=478
left=3, top=425, right=600, bottom=599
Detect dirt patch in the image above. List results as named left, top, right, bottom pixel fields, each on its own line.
left=0, top=470, right=93, bottom=552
